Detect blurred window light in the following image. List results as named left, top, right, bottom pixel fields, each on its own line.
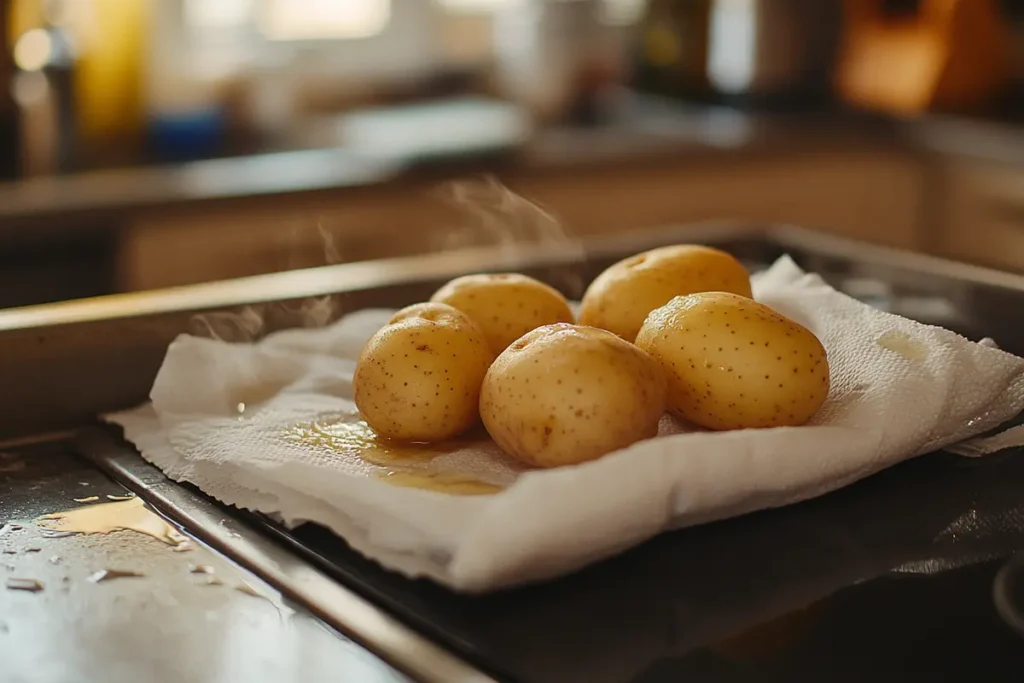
left=707, top=0, right=756, bottom=95
left=258, top=0, right=391, bottom=40
left=436, top=0, right=510, bottom=12
left=438, top=0, right=643, bottom=24
left=184, top=0, right=255, bottom=29
left=13, top=28, right=53, bottom=72
left=600, top=0, right=644, bottom=26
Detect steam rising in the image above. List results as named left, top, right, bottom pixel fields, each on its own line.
left=190, top=177, right=584, bottom=344
left=438, top=176, right=586, bottom=298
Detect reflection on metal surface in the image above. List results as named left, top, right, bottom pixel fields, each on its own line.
left=73, top=496, right=100, bottom=503
left=89, top=568, right=146, bottom=583
left=107, top=494, right=136, bottom=501
left=285, top=416, right=503, bottom=495
left=713, top=602, right=824, bottom=659
left=4, top=438, right=417, bottom=683
left=235, top=582, right=265, bottom=599
left=5, top=577, right=44, bottom=592
left=994, top=552, right=1024, bottom=638
left=38, top=530, right=76, bottom=538
left=77, top=428, right=496, bottom=683
left=876, top=330, right=928, bottom=361
left=37, top=498, right=187, bottom=546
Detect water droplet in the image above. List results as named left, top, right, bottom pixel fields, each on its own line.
left=6, top=578, right=43, bottom=592
left=88, top=569, right=145, bottom=583
left=234, top=582, right=263, bottom=598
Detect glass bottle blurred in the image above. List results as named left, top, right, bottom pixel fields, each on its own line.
left=72, top=0, right=148, bottom=169
left=630, top=0, right=842, bottom=110
left=8, top=0, right=78, bottom=174
left=0, top=0, right=20, bottom=179
left=631, top=0, right=713, bottom=102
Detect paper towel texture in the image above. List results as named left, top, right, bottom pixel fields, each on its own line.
left=107, top=256, right=1024, bottom=592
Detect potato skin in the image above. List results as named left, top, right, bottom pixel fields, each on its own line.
left=579, top=245, right=752, bottom=342
left=635, top=292, right=829, bottom=431
left=354, top=302, right=492, bottom=442
left=430, top=273, right=574, bottom=354
left=480, top=323, right=667, bottom=468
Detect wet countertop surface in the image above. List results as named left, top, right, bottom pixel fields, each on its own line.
left=1, top=99, right=1023, bottom=234
left=9, top=430, right=1023, bottom=683
left=0, top=441, right=409, bottom=683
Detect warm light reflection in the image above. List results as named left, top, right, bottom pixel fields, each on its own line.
left=258, top=0, right=391, bottom=41
left=13, top=28, right=53, bottom=72
left=184, top=0, right=255, bottom=29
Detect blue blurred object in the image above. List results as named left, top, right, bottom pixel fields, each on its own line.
left=147, top=107, right=226, bottom=163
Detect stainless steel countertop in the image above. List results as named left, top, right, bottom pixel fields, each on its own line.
left=0, top=439, right=415, bottom=683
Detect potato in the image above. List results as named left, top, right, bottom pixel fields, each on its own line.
left=579, top=245, right=752, bottom=342
left=480, top=323, right=666, bottom=468
left=430, top=273, right=574, bottom=354
left=635, top=292, right=829, bottom=431
left=354, top=302, right=492, bottom=442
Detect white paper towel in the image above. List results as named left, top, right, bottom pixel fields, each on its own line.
left=106, top=256, right=1024, bottom=592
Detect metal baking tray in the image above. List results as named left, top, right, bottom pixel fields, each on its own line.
left=6, top=223, right=1024, bottom=682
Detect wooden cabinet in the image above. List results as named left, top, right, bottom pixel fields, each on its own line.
left=934, top=161, right=1024, bottom=273
left=118, top=149, right=926, bottom=291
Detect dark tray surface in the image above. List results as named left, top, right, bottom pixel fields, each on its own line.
left=242, top=236, right=1024, bottom=682
left=251, top=442, right=1024, bottom=683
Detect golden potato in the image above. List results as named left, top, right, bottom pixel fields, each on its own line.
left=480, top=323, right=666, bottom=468
left=354, top=302, right=492, bottom=442
left=579, top=245, right=752, bottom=342
left=430, top=273, right=574, bottom=354
left=635, top=292, right=829, bottom=431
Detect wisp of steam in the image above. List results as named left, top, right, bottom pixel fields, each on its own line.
left=189, top=176, right=586, bottom=343
left=437, top=176, right=587, bottom=298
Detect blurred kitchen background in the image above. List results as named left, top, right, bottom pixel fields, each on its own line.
left=0, top=0, right=1023, bottom=308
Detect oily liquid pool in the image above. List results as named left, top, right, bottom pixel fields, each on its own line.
left=284, top=417, right=502, bottom=496
left=36, top=498, right=187, bottom=545
left=876, top=330, right=928, bottom=361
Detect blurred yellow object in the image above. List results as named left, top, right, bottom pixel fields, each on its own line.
left=73, top=0, right=149, bottom=163
left=837, top=0, right=1011, bottom=115
left=7, top=0, right=42, bottom=44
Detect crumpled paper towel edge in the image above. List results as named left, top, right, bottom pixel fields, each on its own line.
left=106, top=406, right=485, bottom=584
left=104, top=254, right=1024, bottom=593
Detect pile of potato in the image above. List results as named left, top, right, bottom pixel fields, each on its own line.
left=353, top=245, right=830, bottom=468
